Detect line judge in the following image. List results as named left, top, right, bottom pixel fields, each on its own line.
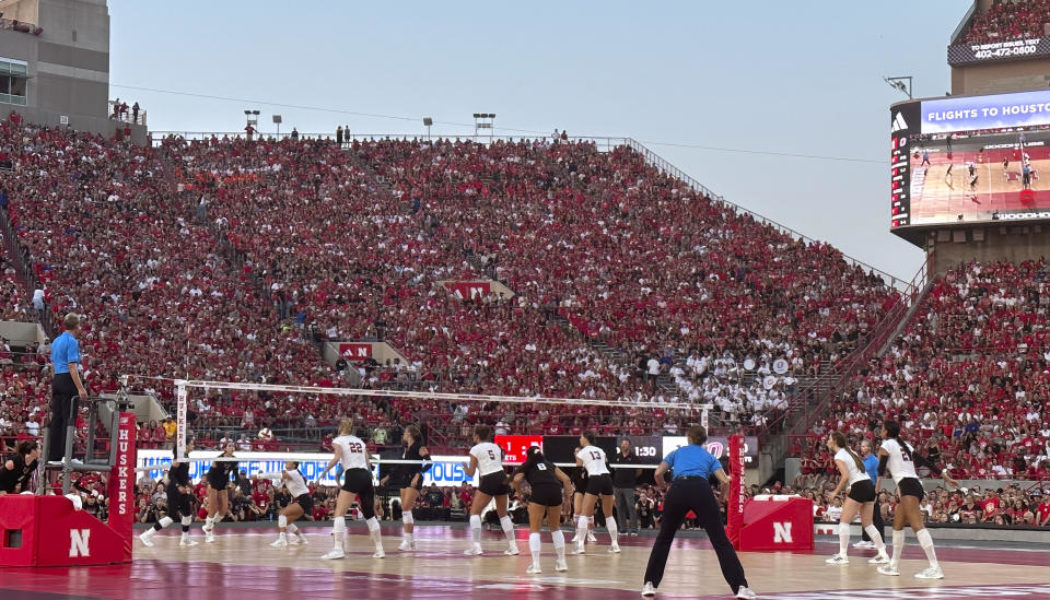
left=641, top=425, right=756, bottom=599
left=48, top=313, right=88, bottom=461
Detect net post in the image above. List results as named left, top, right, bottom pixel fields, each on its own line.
left=175, top=379, right=188, bottom=461
left=728, top=433, right=745, bottom=550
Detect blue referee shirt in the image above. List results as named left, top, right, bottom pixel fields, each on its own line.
left=51, top=332, right=80, bottom=374
left=863, top=454, right=879, bottom=484
left=664, top=445, right=722, bottom=480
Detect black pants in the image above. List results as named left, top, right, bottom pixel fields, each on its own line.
left=643, top=477, right=748, bottom=593
left=862, top=495, right=885, bottom=542
left=48, top=374, right=79, bottom=460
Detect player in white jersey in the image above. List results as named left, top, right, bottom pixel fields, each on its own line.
left=573, top=431, right=619, bottom=554
left=877, top=420, right=957, bottom=580
left=254, top=461, right=311, bottom=547
left=318, top=418, right=384, bottom=560
left=824, top=432, right=888, bottom=566
left=463, top=424, right=518, bottom=556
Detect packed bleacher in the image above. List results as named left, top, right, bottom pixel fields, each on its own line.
left=961, top=0, right=1050, bottom=44
left=795, top=261, right=1050, bottom=480
left=0, top=118, right=905, bottom=448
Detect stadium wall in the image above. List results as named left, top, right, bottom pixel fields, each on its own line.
left=924, top=225, right=1050, bottom=276
left=0, top=0, right=144, bottom=142
left=951, top=58, right=1050, bottom=96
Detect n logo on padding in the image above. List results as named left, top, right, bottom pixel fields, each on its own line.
left=773, top=522, right=793, bottom=543
left=69, top=529, right=91, bottom=557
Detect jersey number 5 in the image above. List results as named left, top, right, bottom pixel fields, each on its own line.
left=488, top=450, right=496, bottom=460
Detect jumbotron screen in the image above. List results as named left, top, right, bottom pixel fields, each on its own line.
left=891, top=89, right=1050, bottom=229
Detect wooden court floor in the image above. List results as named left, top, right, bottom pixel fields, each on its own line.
left=2, top=523, right=1050, bottom=600
left=910, top=155, right=1050, bottom=224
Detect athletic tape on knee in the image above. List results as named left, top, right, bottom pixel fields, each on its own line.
left=402, top=510, right=414, bottom=525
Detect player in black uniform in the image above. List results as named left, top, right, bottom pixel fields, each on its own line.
left=0, top=441, right=40, bottom=495
left=379, top=424, right=430, bottom=551
left=512, top=446, right=572, bottom=574
left=569, top=451, right=596, bottom=544
left=139, top=440, right=198, bottom=547
left=202, top=442, right=237, bottom=543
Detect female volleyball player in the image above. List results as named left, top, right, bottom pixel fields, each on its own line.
left=140, top=439, right=199, bottom=547
left=569, top=453, right=597, bottom=544
left=319, top=418, right=384, bottom=560
left=824, top=432, right=888, bottom=565
left=511, top=446, right=572, bottom=574
left=463, top=424, right=518, bottom=556
left=574, top=432, right=619, bottom=554
left=877, top=420, right=958, bottom=579
left=202, top=441, right=237, bottom=543
left=256, top=461, right=310, bottom=547
left=379, top=424, right=430, bottom=551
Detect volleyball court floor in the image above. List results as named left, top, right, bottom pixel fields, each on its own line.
left=910, top=150, right=1050, bottom=224
left=2, top=523, right=1049, bottom=600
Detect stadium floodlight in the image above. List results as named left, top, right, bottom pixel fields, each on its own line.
left=473, top=113, right=496, bottom=140
left=244, top=108, right=260, bottom=130
left=273, top=114, right=282, bottom=137
left=883, top=76, right=913, bottom=100
left=423, top=117, right=433, bottom=140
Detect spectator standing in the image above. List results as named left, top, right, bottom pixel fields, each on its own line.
left=49, top=313, right=87, bottom=461
left=612, top=438, right=642, bottom=536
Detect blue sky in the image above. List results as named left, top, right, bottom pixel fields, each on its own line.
left=109, top=1, right=970, bottom=281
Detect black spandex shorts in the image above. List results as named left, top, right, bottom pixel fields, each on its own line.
left=167, top=488, right=193, bottom=517
left=847, top=479, right=876, bottom=503
left=293, top=492, right=314, bottom=514
left=529, top=483, right=564, bottom=507
left=585, top=474, right=614, bottom=496
left=478, top=471, right=509, bottom=496
left=897, top=477, right=925, bottom=501
left=342, top=468, right=376, bottom=519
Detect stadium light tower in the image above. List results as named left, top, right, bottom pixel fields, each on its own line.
left=473, top=113, right=496, bottom=140
left=883, top=76, right=913, bottom=100
left=423, top=116, right=433, bottom=141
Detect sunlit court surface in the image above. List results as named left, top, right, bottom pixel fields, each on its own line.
left=3, top=525, right=1050, bottom=600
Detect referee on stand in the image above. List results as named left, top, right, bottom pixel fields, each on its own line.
left=641, top=425, right=755, bottom=599
left=48, top=313, right=88, bottom=462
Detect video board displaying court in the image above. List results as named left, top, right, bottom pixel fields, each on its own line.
left=892, top=89, right=1050, bottom=232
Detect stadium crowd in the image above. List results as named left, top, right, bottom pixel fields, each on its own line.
left=795, top=261, right=1050, bottom=480
left=961, top=0, right=1050, bottom=44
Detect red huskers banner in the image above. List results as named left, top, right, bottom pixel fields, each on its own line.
left=444, top=281, right=491, bottom=300
left=727, top=433, right=746, bottom=549
left=339, top=343, right=372, bottom=361
left=106, top=412, right=137, bottom=552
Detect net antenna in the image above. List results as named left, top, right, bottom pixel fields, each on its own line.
left=125, top=376, right=704, bottom=461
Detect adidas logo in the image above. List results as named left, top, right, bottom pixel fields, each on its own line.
left=891, top=112, right=909, bottom=133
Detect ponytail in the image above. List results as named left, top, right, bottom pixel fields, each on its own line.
left=831, top=431, right=865, bottom=473
left=883, top=420, right=912, bottom=454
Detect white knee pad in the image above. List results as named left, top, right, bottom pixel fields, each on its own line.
left=278, top=515, right=288, bottom=528
left=181, top=516, right=193, bottom=527
left=402, top=510, right=414, bottom=526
